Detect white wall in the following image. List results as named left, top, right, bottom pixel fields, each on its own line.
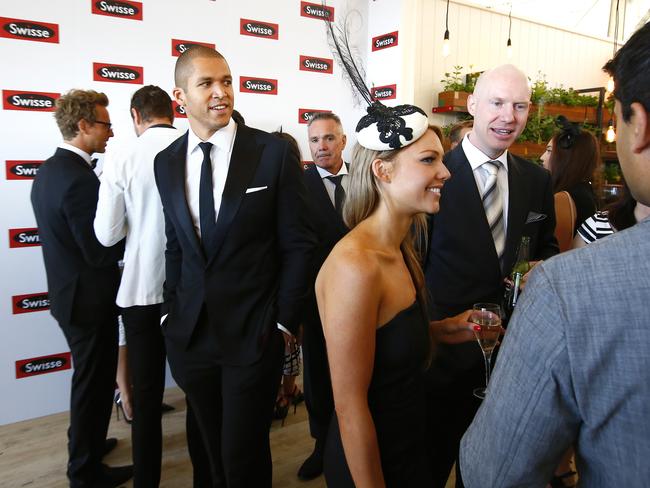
left=399, top=0, right=616, bottom=126
left=0, top=0, right=369, bottom=425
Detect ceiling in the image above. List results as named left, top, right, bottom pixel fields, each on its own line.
left=478, top=0, right=649, bottom=41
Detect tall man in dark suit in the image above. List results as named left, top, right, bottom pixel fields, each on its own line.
left=31, top=89, right=132, bottom=488
left=298, top=112, right=349, bottom=481
left=423, top=64, right=559, bottom=487
left=153, top=46, right=314, bottom=488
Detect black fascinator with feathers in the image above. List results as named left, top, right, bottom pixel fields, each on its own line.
left=556, top=115, right=581, bottom=149
left=323, top=3, right=428, bottom=151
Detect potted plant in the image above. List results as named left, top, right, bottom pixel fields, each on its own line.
left=438, top=65, right=474, bottom=109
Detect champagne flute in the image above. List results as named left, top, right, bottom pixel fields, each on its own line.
left=470, top=302, right=502, bottom=399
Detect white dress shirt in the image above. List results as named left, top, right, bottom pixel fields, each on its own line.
left=462, top=134, right=510, bottom=234
left=316, top=162, right=349, bottom=207
left=94, top=125, right=183, bottom=307
left=185, top=118, right=237, bottom=238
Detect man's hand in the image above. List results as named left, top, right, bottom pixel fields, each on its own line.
left=430, top=310, right=477, bottom=344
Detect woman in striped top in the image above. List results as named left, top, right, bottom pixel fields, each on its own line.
left=574, top=181, right=650, bottom=247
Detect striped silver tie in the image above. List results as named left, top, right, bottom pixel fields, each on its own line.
left=482, top=160, right=505, bottom=260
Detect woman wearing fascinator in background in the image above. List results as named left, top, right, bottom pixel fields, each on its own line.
left=540, top=115, right=600, bottom=235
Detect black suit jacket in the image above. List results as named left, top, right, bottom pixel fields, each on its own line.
left=30, top=148, right=123, bottom=325
left=154, top=125, right=315, bottom=365
left=424, top=144, right=558, bottom=378
left=302, top=164, right=348, bottom=322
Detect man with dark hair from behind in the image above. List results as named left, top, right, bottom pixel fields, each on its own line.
left=94, top=85, right=182, bottom=487
left=448, top=119, right=473, bottom=150
left=460, top=22, right=650, bottom=487
left=31, top=89, right=132, bottom=487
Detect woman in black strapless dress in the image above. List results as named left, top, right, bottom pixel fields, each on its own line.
left=316, top=109, right=475, bottom=487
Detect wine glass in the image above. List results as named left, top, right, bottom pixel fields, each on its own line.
left=470, top=302, right=502, bottom=399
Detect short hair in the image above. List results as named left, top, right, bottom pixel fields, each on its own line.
left=232, top=109, right=245, bottom=125
left=548, top=129, right=600, bottom=194
left=603, top=22, right=650, bottom=122
left=449, top=120, right=473, bottom=145
left=130, top=85, right=173, bottom=123
left=174, top=46, right=225, bottom=90
left=308, top=112, right=343, bottom=129
left=54, top=89, right=108, bottom=140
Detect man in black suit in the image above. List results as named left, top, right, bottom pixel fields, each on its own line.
left=31, top=89, right=132, bottom=488
left=298, top=112, right=349, bottom=480
left=423, top=64, right=559, bottom=487
left=154, top=46, right=314, bottom=488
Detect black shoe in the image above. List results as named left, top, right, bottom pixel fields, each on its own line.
left=297, top=443, right=323, bottom=481
left=114, top=391, right=132, bottom=424
left=161, top=402, right=175, bottom=414
left=101, top=438, right=118, bottom=458
left=95, top=464, right=134, bottom=488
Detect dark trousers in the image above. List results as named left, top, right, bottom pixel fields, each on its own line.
left=60, top=314, right=118, bottom=488
left=425, top=368, right=482, bottom=488
left=166, top=323, right=284, bottom=488
left=121, top=304, right=166, bottom=488
left=302, top=315, right=334, bottom=443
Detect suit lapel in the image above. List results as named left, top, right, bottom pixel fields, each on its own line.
left=504, top=153, right=528, bottom=271
left=168, top=134, right=204, bottom=259
left=207, top=125, right=263, bottom=265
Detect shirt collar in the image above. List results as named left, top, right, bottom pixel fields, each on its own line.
left=316, top=161, right=348, bottom=179
left=60, top=142, right=92, bottom=166
left=188, top=118, right=237, bottom=155
left=462, top=134, right=509, bottom=172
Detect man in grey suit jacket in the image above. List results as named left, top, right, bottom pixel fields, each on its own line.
left=423, top=65, right=559, bottom=487
left=460, top=22, right=650, bottom=487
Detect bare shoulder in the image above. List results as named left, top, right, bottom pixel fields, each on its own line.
left=317, top=235, right=381, bottom=292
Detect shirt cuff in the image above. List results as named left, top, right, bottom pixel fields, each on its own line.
left=276, top=323, right=292, bottom=336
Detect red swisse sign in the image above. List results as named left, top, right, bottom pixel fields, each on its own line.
left=6, top=160, right=43, bottom=180
left=300, top=2, right=334, bottom=21
left=298, top=108, right=331, bottom=124
left=91, top=0, right=143, bottom=20
left=3, top=90, right=59, bottom=111
left=239, top=19, right=279, bottom=40
left=12, top=292, right=50, bottom=315
left=372, top=31, right=399, bottom=51
left=16, top=352, right=72, bottom=379
left=240, top=77, right=278, bottom=95
left=0, top=16, right=59, bottom=43
left=171, top=39, right=215, bottom=57
left=9, top=228, right=41, bottom=248
left=172, top=101, right=187, bottom=118
left=371, top=84, right=397, bottom=100
left=93, top=62, right=143, bottom=84
left=299, top=55, right=333, bottom=74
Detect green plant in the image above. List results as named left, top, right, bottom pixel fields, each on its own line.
left=517, top=106, right=555, bottom=144
left=529, top=72, right=599, bottom=107
left=440, top=65, right=475, bottom=92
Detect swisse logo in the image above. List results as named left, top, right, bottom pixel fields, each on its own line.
left=240, top=77, right=278, bottom=95
left=16, top=352, right=72, bottom=379
left=171, top=39, right=215, bottom=57
left=299, top=55, right=333, bottom=74
left=172, top=101, right=187, bottom=118
left=240, top=19, right=279, bottom=40
left=300, top=2, right=335, bottom=21
left=9, top=228, right=41, bottom=248
left=372, top=31, right=399, bottom=51
left=12, top=292, right=50, bottom=315
left=92, top=0, right=143, bottom=20
left=6, top=160, right=43, bottom=180
left=3, top=90, right=59, bottom=112
left=93, top=63, right=143, bottom=84
left=371, top=84, right=397, bottom=100
left=298, top=108, right=331, bottom=124
left=0, top=17, right=59, bottom=43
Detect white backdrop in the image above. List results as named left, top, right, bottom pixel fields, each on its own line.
left=0, top=0, right=408, bottom=425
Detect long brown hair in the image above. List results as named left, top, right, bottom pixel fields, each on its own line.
left=548, top=130, right=600, bottom=194
left=343, top=126, right=443, bottom=302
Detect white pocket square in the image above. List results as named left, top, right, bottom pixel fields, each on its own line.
left=245, top=186, right=268, bottom=194
left=525, top=211, right=547, bottom=224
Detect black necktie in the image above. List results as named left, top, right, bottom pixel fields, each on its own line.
left=199, top=142, right=217, bottom=256
left=90, top=158, right=98, bottom=170
left=326, top=175, right=345, bottom=215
